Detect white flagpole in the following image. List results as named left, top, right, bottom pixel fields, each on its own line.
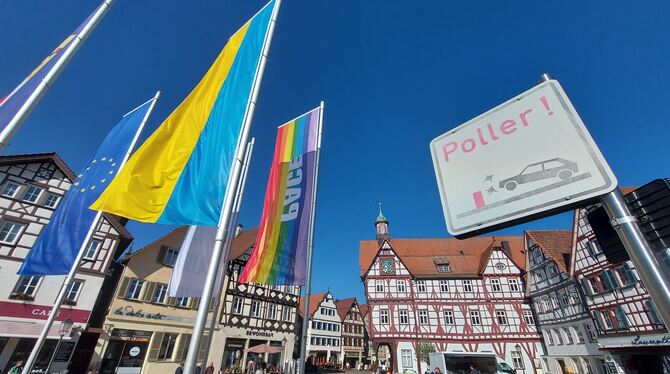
left=0, top=0, right=115, bottom=151
left=184, top=0, right=281, bottom=372
left=202, top=137, right=255, bottom=363
left=299, top=101, right=324, bottom=374
left=21, top=91, right=160, bottom=374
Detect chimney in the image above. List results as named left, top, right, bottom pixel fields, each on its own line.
left=234, top=224, right=244, bottom=238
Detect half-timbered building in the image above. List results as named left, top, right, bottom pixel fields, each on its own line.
left=525, top=230, right=603, bottom=374
left=0, top=153, right=133, bottom=373
left=571, top=204, right=670, bottom=373
left=360, top=212, right=542, bottom=373
left=211, top=226, right=300, bottom=373
left=298, top=291, right=342, bottom=366
left=360, top=303, right=372, bottom=366
left=335, top=298, right=365, bottom=368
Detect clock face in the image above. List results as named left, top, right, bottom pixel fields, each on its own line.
left=381, top=259, right=393, bottom=274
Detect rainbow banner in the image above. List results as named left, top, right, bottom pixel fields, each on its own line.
left=240, top=107, right=321, bottom=285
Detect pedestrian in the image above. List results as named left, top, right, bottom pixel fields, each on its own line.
left=248, top=359, right=256, bottom=374
left=423, top=367, right=434, bottom=374
left=8, top=361, right=24, bottom=374
left=469, top=365, right=480, bottom=374
left=434, top=367, right=442, bottom=374
left=176, top=362, right=185, bottom=374
left=196, top=363, right=203, bottom=374
left=205, top=362, right=215, bottom=374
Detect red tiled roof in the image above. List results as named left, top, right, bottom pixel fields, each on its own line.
left=299, top=292, right=328, bottom=318
left=359, top=235, right=525, bottom=278
left=359, top=304, right=369, bottom=318
left=334, top=298, right=356, bottom=320
left=525, top=230, right=574, bottom=273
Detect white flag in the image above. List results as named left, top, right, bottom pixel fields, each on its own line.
left=168, top=225, right=221, bottom=297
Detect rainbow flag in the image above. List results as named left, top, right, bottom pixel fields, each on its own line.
left=240, top=107, right=321, bottom=285
left=90, top=0, right=276, bottom=225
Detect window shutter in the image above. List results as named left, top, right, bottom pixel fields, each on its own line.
left=157, top=246, right=167, bottom=265
left=117, top=277, right=130, bottom=298
left=143, top=282, right=156, bottom=302
left=167, top=297, right=176, bottom=306
left=579, top=278, right=590, bottom=296
left=624, top=263, right=637, bottom=283
left=177, top=334, right=191, bottom=360
left=190, top=297, right=200, bottom=310
left=148, top=332, right=163, bottom=361
left=209, top=297, right=217, bottom=312
left=198, top=334, right=209, bottom=361
left=616, top=307, right=629, bottom=328
left=603, top=270, right=617, bottom=290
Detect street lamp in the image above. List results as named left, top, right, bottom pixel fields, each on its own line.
left=514, top=344, right=525, bottom=374
left=45, top=318, right=73, bottom=373
left=281, top=337, right=288, bottom=373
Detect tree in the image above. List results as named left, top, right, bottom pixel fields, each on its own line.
left=415, top=340, right=436, bottom=374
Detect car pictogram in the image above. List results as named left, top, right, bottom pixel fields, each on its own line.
left=499, top=158, right=578, bottom=191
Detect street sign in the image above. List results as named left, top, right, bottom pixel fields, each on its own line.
left=430, top=79, right=617, bottom=237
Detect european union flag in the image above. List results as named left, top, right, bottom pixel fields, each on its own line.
left=18, top=98, right=155, bottom=275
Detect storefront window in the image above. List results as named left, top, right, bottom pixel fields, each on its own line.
left=223, top=339, right=245, bottom=370
left=6, top=338, right=56, bottom=372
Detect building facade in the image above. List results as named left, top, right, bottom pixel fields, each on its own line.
left=525, top=230, right=603, bottom=374
left=571, top=205, right=670, bottom=373
left=92, top=226, right=212, bottom=374
left=0, top=153, right=132, bottom=373
left=210, top=227, right=300, bottom=373
left=299, top=291, right=342, bottom=366
left=360, top=212, right=543, bottom=373
left=335, top=298, right=365, bottom=368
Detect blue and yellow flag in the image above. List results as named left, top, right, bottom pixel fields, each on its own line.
left=90, top=1, right=276, bottom=225
left=18, top=98, right=155, bottom=275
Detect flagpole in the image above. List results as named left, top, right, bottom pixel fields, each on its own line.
left=20, top=91, right=159, bottom=374
left=184, top=0, right=281, bottom=372
left=0, top=0, right=115, bottom=151
left=299, top=101, right=324, bottom=374
left=202, top=137, right=255, bottom=363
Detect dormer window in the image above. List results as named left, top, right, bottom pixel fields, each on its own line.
left=433, top=256, right=451, bottom=272
left=437, top=263, right=450, bottom=273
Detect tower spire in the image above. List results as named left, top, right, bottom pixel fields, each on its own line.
left=375, top=202, right=389, bottom=243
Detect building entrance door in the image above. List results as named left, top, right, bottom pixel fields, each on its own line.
left=100, top=340, right=149, bottom=374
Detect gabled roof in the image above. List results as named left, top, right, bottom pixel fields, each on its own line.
left=299, top=292, right=329, bottom=318
left=334, top=298, right=357, bottom=320
left=526, top=230, right=573, bottom=273
left=0, top=152, right=132, bottom=241
left=359, top=235, right=525, bottom=278
left=359, top=303, right=369, bottom=318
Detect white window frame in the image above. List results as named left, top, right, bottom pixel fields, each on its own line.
left=125, top=279, right=144, bottom=300
left=375, top=280, right=385, bottom=293
left=444, top=310, right=454, bottom=325
left=491, top=279, right=501, bottom=292
left=12, top=275, right=42, bottom=297
left=232, top=297, right=244, bottom=315
left=511, top=351, right=524, bottom=369
left=399, top=309, right=409, bottom=325
left=439, top=280, right=449, bottom=293
left=563, top=327, right=574, bottom=344
left=397, top=280, right=407, bottom=292
left=416, top=280, right=426, bottom=292
left=43, top=193, right=60, bottom=208
left=523, top=310, right=534, bottom=325
left=267, top=303, right=277, bottom=320
left=157, top=333, right=178, bottom=361
left=152, top=283, right=168, bottom=304
left=162, top=247, right=179, bottom=267
left=508, top=278, right=519, bottom=292
left=1, top=182, right=19, bottom=197
left=401, top=349, right=413, bottom=368
left=251, top=300, right=261, bottom=317
left=418, top=310, right=428, bottom=324
left=380, top=309, right=389, bottom=325
left=22, top=185, right=42, bottom=203
left=469, top=310, right=481, bottom=325
left=83, top=239, right=102, bottom=261
left=175, top=297, right=189, bottom=308
left=283, top=306, right=292, bottom=321
left=496, top=310, right=507, bottom=325
left=65, top=280, right=84, bottom=302
left=463, top=280, right=473, bottom=292
left=0, top=221, right=25, bottom=245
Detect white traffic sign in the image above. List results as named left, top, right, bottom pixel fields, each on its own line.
left=430, top=79, right=617, bottom=237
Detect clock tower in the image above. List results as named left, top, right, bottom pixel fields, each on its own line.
left=375, top=204, right=389, bottom=244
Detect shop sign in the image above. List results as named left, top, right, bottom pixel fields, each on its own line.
left=0, top=300, right=90, bottom=323
left=598, top=333, right=670, bottom=347
left=225, top=339, right=246, bottom=350
left=246, top=330, right=274, bottom=338
left=111, top=329, right=153, bottom=342
left=113, top=305, right=200, bottom=324
left=54, top=342, right=76, bottom=362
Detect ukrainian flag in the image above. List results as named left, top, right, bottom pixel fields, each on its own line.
left=91, top=1, right=276, bottom=225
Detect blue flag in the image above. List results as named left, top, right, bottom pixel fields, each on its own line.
left=18, top=99, right=154, bottom=275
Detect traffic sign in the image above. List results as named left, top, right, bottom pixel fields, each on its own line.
left=430, top=79, right=617, bottom=237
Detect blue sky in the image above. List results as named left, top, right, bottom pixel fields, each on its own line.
left=1, top=0, right=669, bottom=303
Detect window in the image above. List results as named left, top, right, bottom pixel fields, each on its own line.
left=316, top=322, right=322, bottom=330
left=463, top=280, right=473, bottom=292
left=401, top=349, right=413, bottom=368
left=491, top=279, right=501, bottom=292
left=599, top=270, right=618, bottom=291
left=12, top=276, right=41, bottom=297
left=232, top=297, right=243, bottom=315
left=315, top=337, right=321, bottom=346
left=157, top=333, right=178, bottom=360
left=444, top=310, right=454, bottom=325
left=585, top=240, right=601, bottom=256
left=601, top=311, right=614, bottom=330
left=267, top=304, right=277, bottom=320
left=535, top=300, right=544, bottom=314
left=375, top=280, right=385, bottom=293
left=282, top=305, right=291, bottom=321
left=380, top=309, right=389, bottom=325
left=439, top=280, right=449, bottom=292
left=0, top=221, right=24, bottom=244
left=125, top=279, right=144, bottom=300
left=496, top=310, right=507, bottom=325
left=251, top=301, right=261, bottom=317
left=615, top=264, right=635, bottom=286
left=162, top=247, right=179, bottom=267
left=559, top=292, right=569, bottom=306
left=22, top=185, right=42, bottom=203
left=469, top=310, right=481, bottom=325
left=554, top=329, right=564, bottom=345
left=613, top=307, right=629, bottom=329
left=310, top=337, right=315, bottom=345
left=563, top=328, right=574, bottom=344
left=418, top=310, right=428, bottom=324
left=175, top=297, right=189, bottom=308
left=588, top=277, right=600, bottom=294
left=397, top=280, right=407, bottom=292
left=311, top=321, right=316, bottom=329
left=437, top=263, right=450, bottom=273
left=320, top=307, right=325, bottom=314
left=416, top=280, right=426, bottom=292
left=1, top=182, right=19, bottom=197
left=645, top=300, right=663, bottom=325
left=511, top=351, right=524, bottom=369
left=65, top=280, right=84, bottom=302
left=573, top=326, right=585, bottom=343
left=399, top=310, right=409, bottom=325
left=523, top=310, right=534, bottom=325
left=544, top=330, right=554, bottom=345
left=83, top=239, right=102, bottom=260
left=508, top=279, right=519, bottom=292
left=152, top=283, right=168, bottom=304
left=43, top=193, right=60, bottom=208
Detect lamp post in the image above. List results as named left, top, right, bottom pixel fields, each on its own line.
left=281, top=337, right=288, bottom=373
left=514, top=344, right=525, bottom=374
left=45, top=318, right=73, bottom=373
